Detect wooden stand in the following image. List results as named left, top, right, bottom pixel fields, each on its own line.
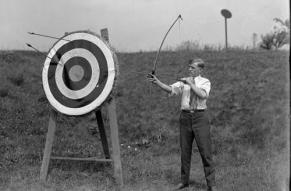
left=40, top=98, right=123, bottom=186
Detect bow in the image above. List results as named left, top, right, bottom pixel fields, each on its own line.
left=151, top=14, right=183, bottom=75
left=146, top=15, right=183, bottom=134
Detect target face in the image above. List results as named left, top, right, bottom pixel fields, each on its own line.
left=42, top=31, right=117, bottom=116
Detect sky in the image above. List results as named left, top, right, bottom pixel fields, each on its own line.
left=0, top=0, right=289, bottom=52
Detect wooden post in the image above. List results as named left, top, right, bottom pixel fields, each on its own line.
left=40, top=109, right=57, bottom=182
left=101, top=28, right=123, bottom=186
left=95, top=110, right=110, bottom=159
left=225, top=17, right=228, bottom=49
left=97, top=28, right=114, bottom=160
left=100, top=28, right=109, bottom=42
left=107, top=98, right=123, bottom=186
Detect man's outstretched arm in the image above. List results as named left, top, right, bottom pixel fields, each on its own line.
left=147, top=74, right=172, bottom=93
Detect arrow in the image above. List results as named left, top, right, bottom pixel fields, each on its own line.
left=26, top=43, right=51, bottom=58
left=28, top=32, right=70, bottom=42
left=25, top=43, right=63, bottom=66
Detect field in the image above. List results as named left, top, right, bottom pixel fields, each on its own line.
left=0, top=49, right=289, bottom=191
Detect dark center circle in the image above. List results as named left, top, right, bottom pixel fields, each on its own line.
left=62, top=56, right=92, bottom=91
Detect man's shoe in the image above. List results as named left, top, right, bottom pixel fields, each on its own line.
left=174, top=183, right=189, bottom=190
left=207, top=186, right=217, bottom=191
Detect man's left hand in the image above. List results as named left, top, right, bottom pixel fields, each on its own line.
left=147, top=73, right=159, bottom=84
left=180, top=77, right=193, bottom=85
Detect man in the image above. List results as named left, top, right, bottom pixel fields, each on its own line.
left=147, top=58, right=216, bottom=191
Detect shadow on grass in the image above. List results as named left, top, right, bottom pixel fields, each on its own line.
left=189, top=180, right=207, bottom=190
left=49, top=160, right=112, bottom=174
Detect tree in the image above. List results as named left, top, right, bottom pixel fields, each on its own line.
left=175, top=40, right=200, bottom=51
left=260, top=18, right=290, bottom=50
left=260, top=33, right=276, bottom=50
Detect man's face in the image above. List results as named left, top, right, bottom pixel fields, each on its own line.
left=188, top=63, right=200, bottom=77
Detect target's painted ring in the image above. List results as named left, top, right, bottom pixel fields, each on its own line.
left=55, top=48, right=100, bottom=100
left=62, top=57, right=92, bottom=90
left=42, top=31, right=116, bottom=116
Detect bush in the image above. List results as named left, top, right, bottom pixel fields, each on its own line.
left=260, top=18, right=290, bottom=50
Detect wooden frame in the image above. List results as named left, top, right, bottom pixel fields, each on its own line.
left=40, top=98, right=123, bottom=186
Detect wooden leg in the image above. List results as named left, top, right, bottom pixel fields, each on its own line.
left=40, top=109, right=57, bottom=182
left=95, top=110, right=110, bottom=159
left=107, top=99, right=123, bottom=186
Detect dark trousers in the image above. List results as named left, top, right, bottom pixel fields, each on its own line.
left=179, top=110, right=215, bottom=186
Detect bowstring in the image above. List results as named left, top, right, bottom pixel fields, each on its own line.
left=179, top=16, right=181, bottom=46
left=149, top=15, right=183, bottom=141
left=174, top=18, right=183, bottom=115
left=165, top=17, right=183, bottom=120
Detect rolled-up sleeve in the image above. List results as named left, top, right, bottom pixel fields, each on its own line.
left=200, top=80, right=211, bottom=97
left=169, top=81, right=183, bottom=96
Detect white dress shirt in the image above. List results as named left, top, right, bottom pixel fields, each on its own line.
left=169, top=75, right=211, bottom=110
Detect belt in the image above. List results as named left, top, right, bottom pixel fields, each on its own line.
left=182, top=109, right=205, bottom=113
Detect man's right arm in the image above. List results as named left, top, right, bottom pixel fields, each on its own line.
left=147, top=74, right=172, bottom=93
left=155, top=79, right=172, bottom=93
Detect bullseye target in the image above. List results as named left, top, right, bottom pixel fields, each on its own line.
left=42, top=31, right=117, bottom=116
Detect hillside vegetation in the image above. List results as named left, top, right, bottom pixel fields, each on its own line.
left=0, top=50, right=289, bottom=191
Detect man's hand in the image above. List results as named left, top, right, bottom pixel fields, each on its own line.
left=147, top=73, right=159, bottom=84
left=147, top=73, right=172, bottom=93
left=177, top=78, right=187, bottom=83
left=179, top=77, right=194, bottom=85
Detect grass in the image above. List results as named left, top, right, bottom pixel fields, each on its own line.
left=0, top=49, right=289, bottom=191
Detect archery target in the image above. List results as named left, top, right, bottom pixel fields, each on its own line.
left=42, top=31, right=117, bottom=116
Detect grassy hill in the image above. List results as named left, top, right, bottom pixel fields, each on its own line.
left=0, top=49, right=289, bottom=191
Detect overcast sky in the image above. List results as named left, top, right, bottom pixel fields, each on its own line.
left=0, top=0, right=289, bottom=52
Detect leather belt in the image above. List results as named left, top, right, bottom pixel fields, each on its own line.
left=182, top=109, right=205, bottom=113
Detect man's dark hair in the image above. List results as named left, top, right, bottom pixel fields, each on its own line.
left=188, top=58, right=205, bottom=69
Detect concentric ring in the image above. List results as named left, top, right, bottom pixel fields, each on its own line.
left=63, top=57, right=91, bottom=90
left=55, top=48, right=100, bottom=100
left=42, top=31, right=116, bottom=116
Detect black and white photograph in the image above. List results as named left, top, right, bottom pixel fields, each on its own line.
left=0, top=0, right=289, bottom=190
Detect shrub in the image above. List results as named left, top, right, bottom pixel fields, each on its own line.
left=260, top=18, right=290, bottom=50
